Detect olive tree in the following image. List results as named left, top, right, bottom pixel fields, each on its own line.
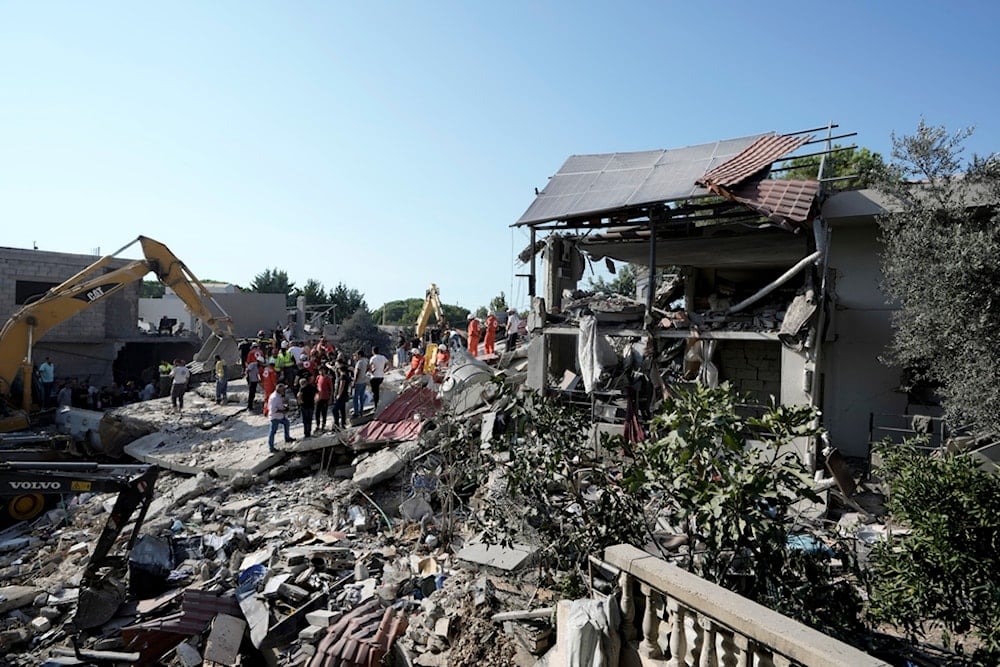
left=873, top=121, right=1000, bottom=432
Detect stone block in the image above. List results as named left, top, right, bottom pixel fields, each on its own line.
left=203, top=613, right=247, bottom=665
left=305, top=609, right=343, bottom=627
left=299, top=624, right=325, bottom=642
left=456, top=536, right=537, bottom=572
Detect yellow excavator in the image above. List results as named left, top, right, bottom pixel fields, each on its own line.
left=0, top=236, right=240, bottom=431
left=415, top=283, right=445, bottom=339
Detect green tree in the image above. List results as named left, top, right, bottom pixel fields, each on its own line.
left=588, top=262, right=637, bottom=297
left=250, top=268, right=296, bottom=307
left=778, top=145, right=884, bottom=188
left=329, top=282, right=367, bottom=322
left=873, top=121, right=1000, bottom=431
left=441, top=303, right=469, bottom=326
left=868, top=444, right=1000, bottom=663
left=332, top=307, right=390, bottom=358
left=139, top=280, right=165, bottom=298
left=489, top=291, right=508, bottom=314
left=296, top=278, right=329, bottom=305
left=372, top=299, right=415, bottom=325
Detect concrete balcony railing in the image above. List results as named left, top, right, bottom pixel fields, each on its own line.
left=603, top=544, right=891, bottom=667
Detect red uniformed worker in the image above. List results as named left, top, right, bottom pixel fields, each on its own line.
left=483, top=311, right=498, bottom=355
left=467, top=314, right=481, bottom=357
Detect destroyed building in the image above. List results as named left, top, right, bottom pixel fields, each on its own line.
left=0, top=244, right=284, bottom=389
left=512, top=127, right=911, bottom=464
left=0, top=245, right=141, bottom=388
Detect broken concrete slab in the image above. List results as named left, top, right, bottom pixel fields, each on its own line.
left=352, top=440, right=424, bottom=490
left=456, top=536, right=538, bottom=572
left=124, top=413, right=285, bottom=476
left=203, top=613, right=247, bottom=665
left=0, top=585, right=42, bottom=613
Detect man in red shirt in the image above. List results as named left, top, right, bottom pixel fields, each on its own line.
left=260, top=361, right=279, bottom=415
left=315, top=366, right=333, bottom=432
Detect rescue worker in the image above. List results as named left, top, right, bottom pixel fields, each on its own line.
left=260, top=361, right=279, bottom=415
left=435, top=344, right=450, bottom=369
left=467, top=313, right=481, bottom=357
left=157, top=359, right=173, bottom=398
left=246, top=342, right=265, bottom=368
left=276, top=343, right=296, bottom=387
left=214, top=354, right=227, bottom=404
left=405, top=347, right=425, bottom=380
left=484, top=311, right=498, bottom=355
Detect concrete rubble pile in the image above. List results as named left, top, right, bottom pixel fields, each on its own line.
left=0, top=345, right=575, bottom=667
left=0, top=330, right=890, bottom=666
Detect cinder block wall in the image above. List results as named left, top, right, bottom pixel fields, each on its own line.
left=717, top=340, right=782, bottom=405
left=0, top=246, right=137, bottom=342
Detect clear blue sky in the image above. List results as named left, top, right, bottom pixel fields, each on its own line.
left=2, top=2, right=998, bottom=313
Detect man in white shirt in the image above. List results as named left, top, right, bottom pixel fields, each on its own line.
left=368, top=347, right=390, bottom=410
left=170, top=358, right=191, bottom=412
left=506, top=309, right=521, bottom=350
left=267, top=383, right=295, bottom=452
left=352, top=349, right=369, bottom=418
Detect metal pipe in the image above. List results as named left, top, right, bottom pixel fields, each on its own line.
left=726, top=250, right=821, bottom=314
left=529, top=227, right=537, bottom=297
left=646, top=218, right=656, bottom=314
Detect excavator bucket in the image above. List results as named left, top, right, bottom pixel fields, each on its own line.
left=188, top=335, right=241, bottom=376
left=74, top=575, right=126, bottom=629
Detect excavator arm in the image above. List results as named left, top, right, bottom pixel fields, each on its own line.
left=0, top=236, right=237, bottom=414
left=415, top=283, right=445, bottom=339
left=0, top=462, right=158, bottom=628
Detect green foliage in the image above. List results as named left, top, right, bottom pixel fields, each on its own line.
left=296, top=278, right=328, bottom=305
left=373, top=299, right=419, bottom=325
left=470, top=382, right=861, bottom=640
left=328, top=282, right=368, bottom=322
left=489, top=291, right=508, bottom=314
left=867, top=444, right=1000, bottom=663
left=332, top=307, right=389, bottom=356
left=478, top=384, right=647, bottom=571
left=440, top=303, right=469, bottom=326
left=778, top=145, right=884, bottom=189
left=373, top=298, right=469, bottom=328
left=873, top=121, right=1000, bottom=432
left=249, top=268, right=296, bottom=307
left=139, top=280, right=165, bottom=298
left=588, top=262, right=637, bottom=297
left=627, top=385, right=865, bottom=640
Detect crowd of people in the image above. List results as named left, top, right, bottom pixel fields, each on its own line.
left=33, top=307, right=528, bottom=450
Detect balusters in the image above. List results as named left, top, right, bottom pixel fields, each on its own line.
left=639, top=584, right=664, bottom=658
left=666, top=598, right=686, bottom=667
left=619, top=571, right=637, bottom=642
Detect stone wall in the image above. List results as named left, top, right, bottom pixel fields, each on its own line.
left=717, top=340, right=781, bottom=405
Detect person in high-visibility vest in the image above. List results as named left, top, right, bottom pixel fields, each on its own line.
left=467, top=314, right=481, bottom=357
left=483, top=311, right=498, bottom=355
left=157, top=360, right=173, bottom=398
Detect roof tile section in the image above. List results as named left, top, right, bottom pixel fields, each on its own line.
left=515, top=134, right=766, bottom=226
left=697, top=134, right=811, bottom=187
left=353, top=385, right=441, bottom=446
left=728, top=179, right=820, bottom=224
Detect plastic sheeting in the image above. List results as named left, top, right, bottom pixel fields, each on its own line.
left=578, top=315, right=619, bottom=393
left=565, top=597, right=621, bottom=667
left=683, top=338, right=719, bottom=388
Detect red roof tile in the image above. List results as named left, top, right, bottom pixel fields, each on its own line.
left=698, top=134, right=811, bottom=187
